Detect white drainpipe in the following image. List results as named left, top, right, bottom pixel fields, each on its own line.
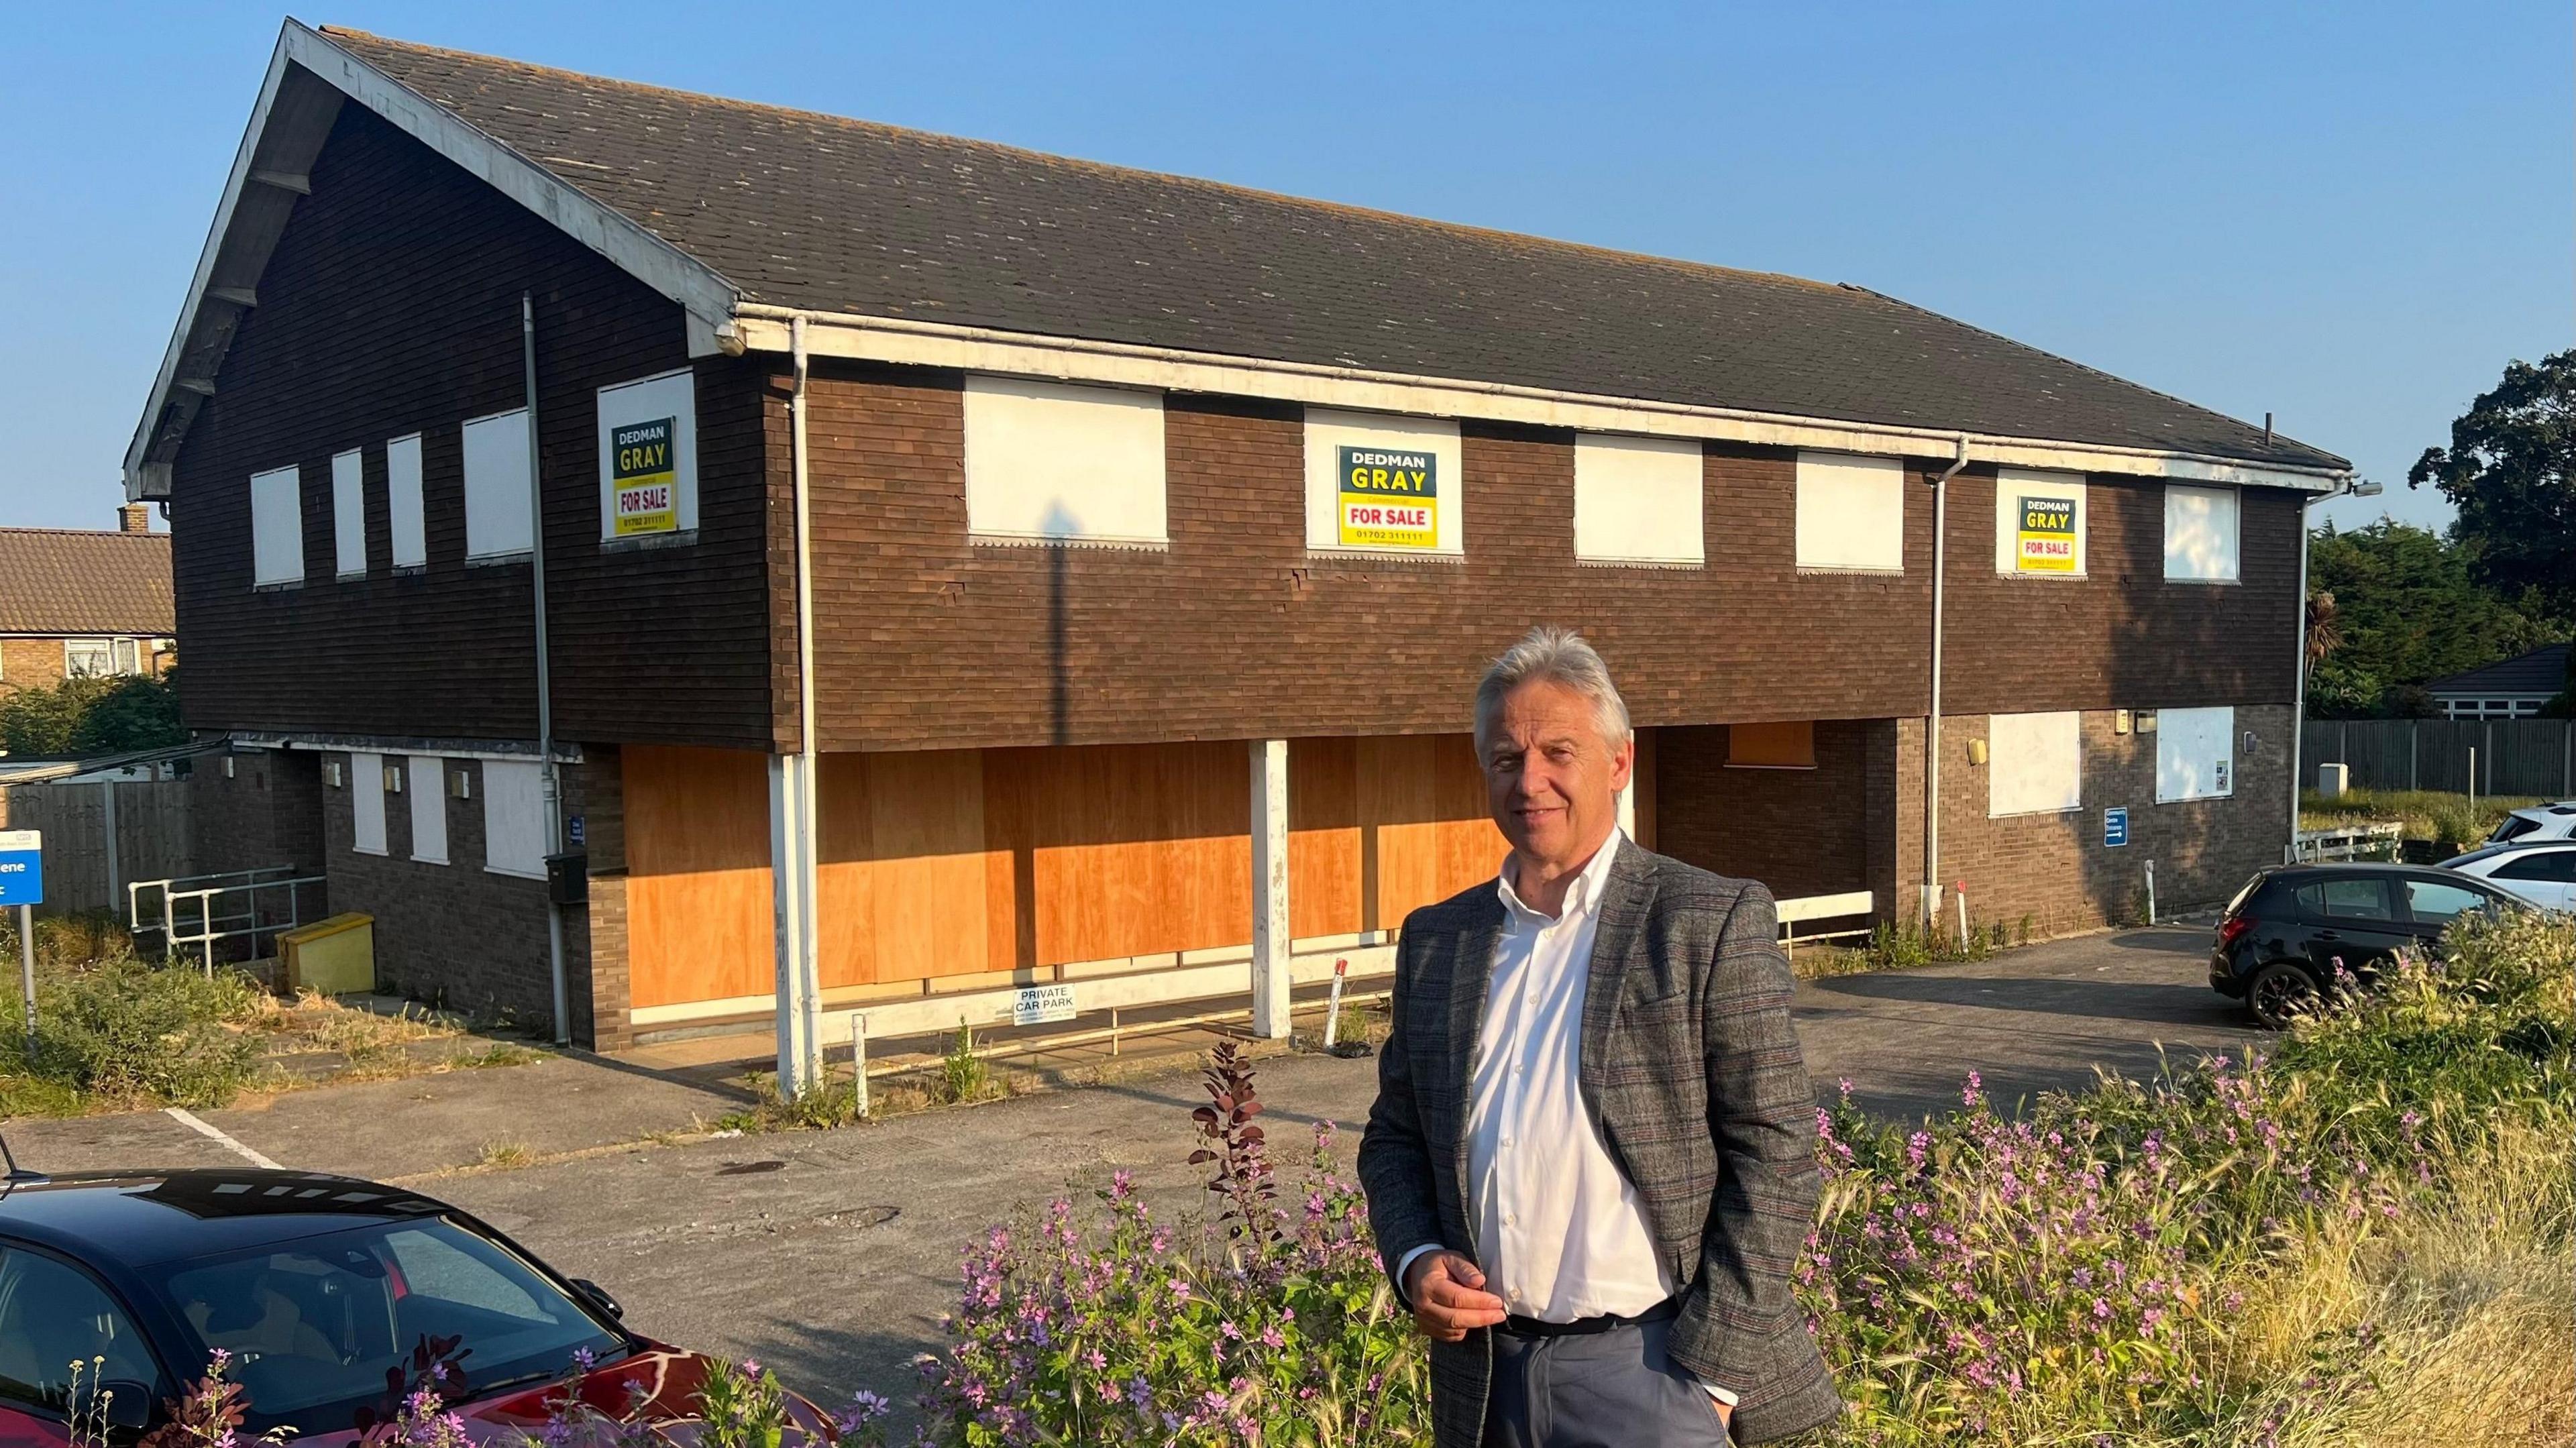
left=1924, top=435, right=1968, bottom=924
left=773, top=317, right=824, bottom=1093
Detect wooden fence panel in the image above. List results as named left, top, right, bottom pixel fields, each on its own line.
left=0, top=779, right=196, bottom=916
left=2305, top=719, right=2573, bottom=797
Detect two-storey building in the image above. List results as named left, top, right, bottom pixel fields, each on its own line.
left=129, top=24, right=2348, bottom=1078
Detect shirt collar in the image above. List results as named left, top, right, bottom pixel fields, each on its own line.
left=1497, top=828, right=1625, bottom=927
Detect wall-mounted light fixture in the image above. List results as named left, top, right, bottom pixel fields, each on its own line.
left=2113, top=708, right=2132, bottom=735
left=2136, top=710, right=2159, bottom=734
left=326, top=761, right=343, bottom=788
left=449, top=769, right=473, bottom=800
left=1967, top=738, right=1990, bottom=767
left=385, top=764, right=404, bottom=794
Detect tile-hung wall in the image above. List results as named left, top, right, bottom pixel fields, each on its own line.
left=792, top=360, right=2282, bottom=753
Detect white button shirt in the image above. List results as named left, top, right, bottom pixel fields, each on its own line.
left=1397, top=831, right=1735, bottom=1406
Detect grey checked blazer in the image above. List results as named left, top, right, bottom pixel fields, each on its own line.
left=1357, top=838, right=1840, bottom=1445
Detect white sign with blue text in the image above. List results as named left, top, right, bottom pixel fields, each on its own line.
left=0, top=830, right=42, bottom=907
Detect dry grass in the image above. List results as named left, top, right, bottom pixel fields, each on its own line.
left=245, top=989, right=541, bottom=1082
left=2211, top=1116, right=2573, bottom=1447
left=472, top=1139, right=534, bottom=1170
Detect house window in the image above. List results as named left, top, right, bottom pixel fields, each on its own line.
left=2156, top=706, right=2235, bottom=801
left=388, top=433, right=427, bottom=568
left=462, top=409, right=535, bottom=560
left=331, top=448, right=367, bottom=577
left=1574, top=434, right=1703, bottom=566
left=352, top=751, right=387, bottom=855
left=112, top=638, right=140, bottom=675
left=1994, top=468, right=2087, bottom=577
left=963, top=376, right=1168, bottom=546
left=250, top=465, right=303, bottom=586
left=1301, top=408, right=1465, bottom=556
left=1726, top=720, right=1817, bottom=769
left=1794, top=453, right=1904, bottom=572
left=2163, top=484, right=2240, bottom=582
left=482, top=760, right=550, bottom=879
left=407, top=757, right=448, bottom=864
left=596, top=370, right=699, bottom=541
left=1988, top=712, right=2082, bottom=817
left=63, top=639, right=112, bottom=677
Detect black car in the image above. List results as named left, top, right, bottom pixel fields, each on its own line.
left=2208, top=862, right=2522, bottom=1027
left=0, top=1166, right=791, bottom=1448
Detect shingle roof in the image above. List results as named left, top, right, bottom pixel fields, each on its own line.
left=318, top=28, right=2345, bottom=474
left=2428, top=643, right=2571, bottom=699
left=0, top=528, right=175, bottom=635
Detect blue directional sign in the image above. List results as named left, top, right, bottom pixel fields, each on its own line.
left=2102, top=808, right=2129, bottom=849
left=0, top=830, right=42, bottom=907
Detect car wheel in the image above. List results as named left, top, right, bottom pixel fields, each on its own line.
left=2247, top=962, right=2320, bottom=1029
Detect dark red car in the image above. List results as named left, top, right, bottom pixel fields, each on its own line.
left=0, top=1167, right=821, bottom=1447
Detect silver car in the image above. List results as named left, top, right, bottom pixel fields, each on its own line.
left=2441, top=840, right=2576, bottom=911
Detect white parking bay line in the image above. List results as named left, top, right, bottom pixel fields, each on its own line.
left=164, top=1108, right=283, bottom=1170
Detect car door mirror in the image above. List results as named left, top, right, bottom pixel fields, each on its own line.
left=572, top=1278, right=623, bottom=1319
left=97, top=1380, right=156, bottom=1433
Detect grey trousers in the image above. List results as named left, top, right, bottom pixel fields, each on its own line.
left=1482, top=1315, right=1731, bottom=1448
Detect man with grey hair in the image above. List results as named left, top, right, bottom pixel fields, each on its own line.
left=1359, top=626, right=1839, bottom=1445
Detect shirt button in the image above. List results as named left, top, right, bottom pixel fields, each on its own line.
left=1505, top=1213, right=1517, bottom=1226
left=1502, top=1135, right=1515, bottom=1148
left=1511, top=1062, right=1524, bottom=1075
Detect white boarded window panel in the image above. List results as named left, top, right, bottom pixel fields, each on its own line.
left=462, top=409, right=535, bottom=559
left=1301, top=408, right=1466, bottom=554
left=352, top=752, right=387, bottom=855
left=408, top=757, right=448, bottom=865
left=2157, top=705, right=2236, bottom=802
left=962, top=376, right=1167, bottom=544
left=2163, top=484, right=2240, bottom=581
left=1794, top=453, right=1904, bottom=572
left=331, top=449, right=366, bottom=577
left=387, top=434, right=427, bottom=567
left=249, top=465, right=303, bottom=586
left=482, top=760, right=549, bottom=879
left=596, top=370, right=700, bottom=540
left=1988, top=711, right=2082, bottom=817
left=1574, top=434, right=1703, bottom=565
left=1993, top=467, right=2088, bottom=577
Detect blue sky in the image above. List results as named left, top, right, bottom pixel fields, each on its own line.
left=5, top=2, right=2565, bottom=536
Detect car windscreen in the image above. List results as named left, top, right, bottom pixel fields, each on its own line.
left=138, top=1217, right=625, bottom=1435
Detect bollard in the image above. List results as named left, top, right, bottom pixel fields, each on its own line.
left=849, top=1013, right=869, bottom=1119
left=1953, top=881, right=1968, bottom=945
left=1322, top=957, right=1349, bottom=1050
left=2144, top=860, right=2157, bottom=927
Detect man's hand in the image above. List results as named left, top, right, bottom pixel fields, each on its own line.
left=1403, top=1250, right=1508, bottom=1343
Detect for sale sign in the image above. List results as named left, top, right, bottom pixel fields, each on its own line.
left=611, top=417, right=679, bottom=537
left=1336, top=445, right=1438, bottom=549
left=2015, top=495, right=2078, bottom=573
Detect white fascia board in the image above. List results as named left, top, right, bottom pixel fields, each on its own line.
left=127, top=20, right=743, bottom=500
left=734, top=306, right=2348, bottom=493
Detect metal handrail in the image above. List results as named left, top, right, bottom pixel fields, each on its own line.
left=127, top=867, right=325, bottom=972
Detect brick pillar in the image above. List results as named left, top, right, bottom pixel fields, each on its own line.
left=576, top=745, right=632, bottom=1051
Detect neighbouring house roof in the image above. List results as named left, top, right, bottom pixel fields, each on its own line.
left=0, top=528, right=176, bottom=635
left=2426, top=643, right=2572, bottom=700
left=128, top=21, right=2351, bottom=496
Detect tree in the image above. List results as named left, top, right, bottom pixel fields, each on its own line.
left=2302, top=520, right=2558, bottom=717
left=2410, top=350, right=2576, bottom=624
left=0, top=673, right=184, bottom=757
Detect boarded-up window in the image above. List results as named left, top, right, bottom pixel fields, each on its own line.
left=352, top=752, right=387, bottom=856
left=2163, top=484, right=2240, bottom=581
left=1303, top=408, right=1465, bottom=555
left=963, top=376, right=1167, bottom=545
left=250, top=465, right=302, bottom=586
left=408, top=757, right=448, bottom=865
left=482, top=760, right=550, bottom=879
left=2157, top=705, right=2235, bottom=801
left=1994, top=468, right=2088, bottom=577
left=596, top=370, right=699, bottom=541
left=1988, top=711, right=2082, bottom=816
left=331, top=449, right=366, bottom=577
left=1574, top=434, right=1703, bottom=565
left=462, top=409, right=534, bottom=559
left=1794, top=453, right=1904, bottom=572
left=1727, top=720, right=1817, bottom=769
left=388, top=433, right=427, bottom=568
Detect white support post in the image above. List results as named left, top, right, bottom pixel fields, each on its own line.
left=1250, top=739, right=1291, bottom=1040
left=769, top=753, right=822, bottom=1095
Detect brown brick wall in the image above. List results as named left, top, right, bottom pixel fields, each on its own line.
left=1653, top=721, right=1876, bottom=903
left=0, top=639, right=67, bottom=693
left=784, top=365, right=2303, bottom=753
left=1882, top=704, right=2294, bottom=936
left=575, top=744, right=631, bottom=1050
left=316, top=750, right=595, bottom=1035
left=167, top=103, right=775, bottom=751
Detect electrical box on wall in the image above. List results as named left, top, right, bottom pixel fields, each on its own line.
left=2135, top=710, right=2159, bottom=734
